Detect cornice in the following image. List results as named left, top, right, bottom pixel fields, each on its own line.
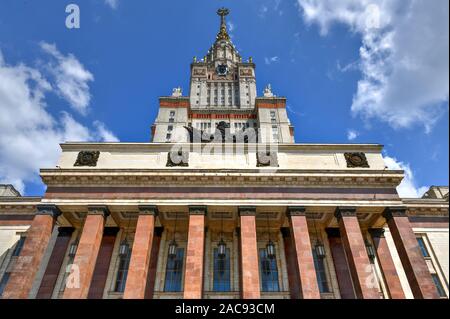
left=58, top=142, right=384, bottom=153
left=40, top=169, right=404, bottom=187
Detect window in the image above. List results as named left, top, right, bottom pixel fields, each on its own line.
left=164, top=248, right=184, bottom=292
left=431, top=274, right=447, bottom=298
left=417, top=237, right=430, bottom=258
left=114, top=250, right=131, bottom=293
left=169, top=111, right=176, bottom=117
left=312, top=249, right=331, bottom=293
left=169, top=118, right=175, bottom=123
left=167, top=125, right=173, bottom=132
left=166, top=133, right=172, bottom=141
left=272, top=126, right=279, bottom=142
left=259, top=249, right=280, bottom=292
left=0, top=273, right=11, bottom=296
left=213, top=248, right=231, bottom=292
left=12, top=236, right=26, bottom=257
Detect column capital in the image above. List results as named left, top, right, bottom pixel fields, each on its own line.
left=383, top=207, right=408, bottom=221
left=238, top=206, right=257, bottom=216
left=286, top=206, right=306, bottom=217
left=189, top=205, right=207, bottom=216
left=87, top=205, right=110, bottom=218
left=369, top=228, right=385, bottom=238
left=37, top=204, right=62, bottom=219
left=334, top=207, right=357, bottom=221
left=138, top=205, right=158, bottom=216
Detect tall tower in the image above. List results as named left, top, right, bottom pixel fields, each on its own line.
left=151, top=8, right=295, bottom=144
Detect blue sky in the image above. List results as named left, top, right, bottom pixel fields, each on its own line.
left=0, top=0, right=448, bottom=197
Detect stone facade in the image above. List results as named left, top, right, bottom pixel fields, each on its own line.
left=0, top=9, right=448, bottom=300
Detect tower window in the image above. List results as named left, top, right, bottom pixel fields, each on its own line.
left=169, top=118, right=175, bottom=123
left=166, top=133, right=172, bottom=141
left=164, top=248, right=184, bottom=292
left=169, top=111, right=176, bottom=117
left=167, top=125, right=173, bottom=132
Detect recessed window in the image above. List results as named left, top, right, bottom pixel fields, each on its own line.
left=114, top=249, right=131, bottom=293
left=417, top=237, right=430, bottom=258
left=164, top=248, right=184, bottom=292
left=213, top=248, right=231, bottom=292
left=166, top=133, right=172, bottom=141
left=169, top=118, right=175, bottom=123
left=0, top=273, right=11, bottom=296
left=169, top=111, right=176, bottom=117
left=168, top=125, right=173, bottom=132
left=312, top=249, right=331, bottom=293
left=431, top=274, right=447, bottom=298
left=12, top=236, right=26, bottom=257
left=259, top=249, right=280, bottom=292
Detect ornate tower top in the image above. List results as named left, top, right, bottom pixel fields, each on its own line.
left=216, top=8, right=230, bottom=41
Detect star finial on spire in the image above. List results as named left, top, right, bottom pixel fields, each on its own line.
left=216, top=8, right=230, bottom=41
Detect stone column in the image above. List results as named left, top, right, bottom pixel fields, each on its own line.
left=239, top=207, right=261, bottom=299
left=369, top=229, right=405, bottom=299
left=2, top=205, right=61, bottom=299
left=287, top=207, right=321, bottom=299
left=183, top=206, right=206, bottom=299
left=62, top=206, right=109, bottom=299
left=383, top=208, right=439, bottom=299
left=335, top=207, right=380, bottom=299
left=124, top=206, right=158, bottom=299
left=36, top=227, right=75, bottom=299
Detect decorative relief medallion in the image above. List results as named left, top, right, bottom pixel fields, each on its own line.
left=192, top=68, right=207, bottom=77
left=74, top=151, right=100, bottom=167
left=257, top=151, right=279, bottom=167
left=240, top=68, right=253, bottom=77
left=344, top=152, right=370, bottom=168
left=166, top=150, right=189, bottom=167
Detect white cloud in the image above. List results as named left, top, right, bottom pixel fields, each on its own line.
left=93, top=121, right=120, bottom=142
left=297, top=0, right=449, bottom=132
left=104, top=0, right=119, bottom=9
left=259, top=5, right=269, bottom=18
left=347, top=129, right=359, bottom=141
left=0, top=47, right=118, bottom=194
left=264, top=56, right=280, bottom=65
left=383, top=156, right=429, bottom=198
left=40, top=42, right=94, bottom=115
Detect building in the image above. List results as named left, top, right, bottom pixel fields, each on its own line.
left=0, top=8, right=448, bottom=300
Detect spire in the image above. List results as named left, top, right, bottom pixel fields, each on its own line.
left=216, top=7, right=230, bottom=41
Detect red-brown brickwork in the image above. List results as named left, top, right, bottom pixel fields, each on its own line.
left=2, top=211, right=58, bottom=299
left=239, top=209, right=261, bottom=299
left=124, top=213, right=156, bottom=299
left=63, top=213, right=106, bottom=299
left=87, top=228, right=118, bottom=299
left=288, top=209, right=321, bottom=299
left=336, top=208, right=380, bottom=299
left=326, top=229, right=356, bottom=299
left=255, top=98, right=286, bottom=109
left=159, top=98, right=190, bottom=108
left=36, top=227, right=74, bottom=299
left=184, top=210, right=206, bottom=299
left=369, top=229, right=405, bottom=299
left=383, top=208, right=440, bottom=299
